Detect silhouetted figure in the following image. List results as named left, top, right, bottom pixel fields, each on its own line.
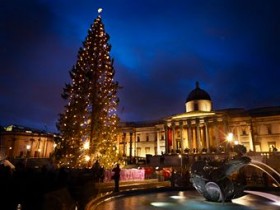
left=112, top=164, right=121, bottom=192
left=92, top=160, right=101, bottom=182
left=98, top=166, right=105, bottom=182
left=160, top=155, right=165, bottom=164
left=170, top=168, right=175, bottom=187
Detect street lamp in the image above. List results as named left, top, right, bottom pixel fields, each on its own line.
left=226, top=133, right=233, bottom=153
left=26, top=145, right=31, bottom=157
left=178, top=154, right=183, bottom=175
left=38, top=148, right=41, bottom=158
left=25, top=145, right=31, bottom=167
left=226, top=133, right=233, bottom=142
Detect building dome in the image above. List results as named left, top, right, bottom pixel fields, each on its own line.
left=185, top=82, right=212, bottom=112
left=186, top=81, right=211, bottom=102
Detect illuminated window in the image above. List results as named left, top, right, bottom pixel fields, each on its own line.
left=242, top=128, right=247, bottom=135
left=255, top=143, right=261, bottom=152
left=267, top=125, right=272, bottom=135
left=137, top=147, right=141, bottom=155
left=145, top=147, right=150, bottom=153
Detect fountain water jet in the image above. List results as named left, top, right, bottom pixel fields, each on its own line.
left=242, top=160, right=280, bottom=206
left=244, top=190, right=280, bottom=206
left=248, top=160, right=280, bottom=187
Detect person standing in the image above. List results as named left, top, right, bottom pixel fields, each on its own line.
left=112, top=164, right=121, bottom=192
left=92, top=160, right=101, bottom=182
left=98, top=166, right=105, bottom=182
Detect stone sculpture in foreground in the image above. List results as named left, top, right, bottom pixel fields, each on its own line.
left=189, top=145, right=251, bottom=202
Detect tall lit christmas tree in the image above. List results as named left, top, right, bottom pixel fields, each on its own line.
left=56, top=9, right=121, bottom=168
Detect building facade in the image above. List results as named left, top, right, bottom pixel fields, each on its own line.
left=118, top=82, right=280, bottom=158
left=0, top=125, right=57, bottom=160
left=117, top=121, right=166, bottom=160
left=1, top=83, right=279, bottom=162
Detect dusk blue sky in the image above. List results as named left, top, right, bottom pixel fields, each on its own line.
left=1, top=0, right=280, bottom=132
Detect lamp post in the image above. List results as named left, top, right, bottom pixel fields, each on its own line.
left=178, top=154, right=183, bottom=175
left=38, top=148, right=41, bottom=158
left=226, top=133, right=233, bottom=153
left=25, top=145, right=31, bottom=167
left=26, top=145, right=31, bottom=156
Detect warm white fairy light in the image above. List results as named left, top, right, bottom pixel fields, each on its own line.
left=83, top=141, right=90, bottom=150
left=57, top=8, right=120, bottom=168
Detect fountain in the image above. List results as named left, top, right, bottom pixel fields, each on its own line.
left=189, top=144, right=280, bottom=203
left=91, top=190, right=280, bottom=210
left=189, top=154, right=251, bottom=202
left=88, top=145, right=280, bottom=210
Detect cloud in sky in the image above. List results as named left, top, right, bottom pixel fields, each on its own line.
left=0, top=0, right=279, bottom=132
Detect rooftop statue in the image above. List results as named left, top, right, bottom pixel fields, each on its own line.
left=189, top=145, right=251, bottom=202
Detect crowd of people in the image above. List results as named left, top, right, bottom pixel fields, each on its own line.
left=0, top=158, right=122, bottom=210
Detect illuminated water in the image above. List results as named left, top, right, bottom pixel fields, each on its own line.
left=93, top=190, right=280, bottom=210
left=249, top=160, right=280, bottom=187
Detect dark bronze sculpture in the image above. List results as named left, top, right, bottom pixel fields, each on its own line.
left=189, top=145, right=251, bottom=202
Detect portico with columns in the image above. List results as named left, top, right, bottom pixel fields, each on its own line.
left=165, top=113, right=229, bottom=154
left=164, top=82, right=230, bottom=154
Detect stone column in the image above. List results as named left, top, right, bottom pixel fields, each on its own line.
left=180, top=122, right=183, bottom=153
left=196, top=120, right=201, bottom=152
left=187, top=121, right=193, bottom=152
left=248, top=124, right=254, bottom=151
left=164, top=124, right=169, bottom=153
left=172, top=124, right=176, bottom=152
left=205, top=121, right=210, bottom=153
left=129, top=132, right=133, bottom=164
left=214, top=119, right=219, bottom=149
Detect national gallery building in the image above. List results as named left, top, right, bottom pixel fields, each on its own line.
left=118, top=82, right=280, bottom=158
left=1, top=82, right=279, bottom=161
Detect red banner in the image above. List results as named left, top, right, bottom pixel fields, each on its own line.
left=168, top=128, right=172, bottom=146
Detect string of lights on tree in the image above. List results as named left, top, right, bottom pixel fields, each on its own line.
left=56, top=9, right=122, bottom=168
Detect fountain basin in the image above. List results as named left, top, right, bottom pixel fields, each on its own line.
left=89, top=189, right=280, bottom=210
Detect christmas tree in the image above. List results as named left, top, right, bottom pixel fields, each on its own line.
left=56, top=9, right=122, bottom=169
